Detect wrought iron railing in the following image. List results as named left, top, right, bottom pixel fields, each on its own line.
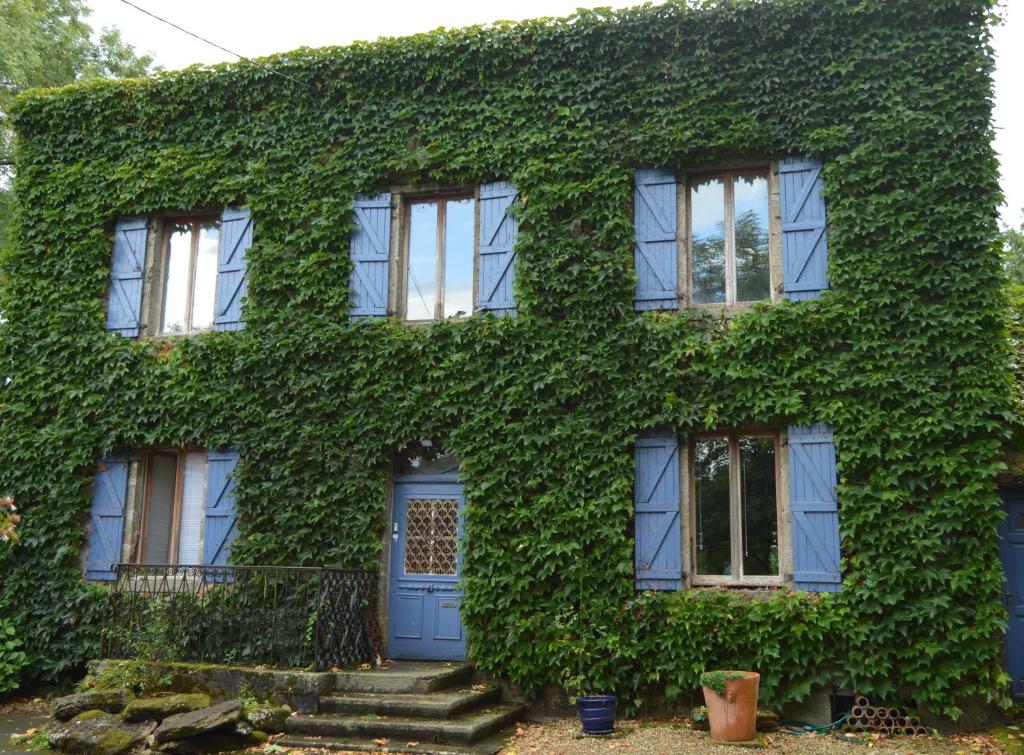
left=101, top=564, right=382, bottom=671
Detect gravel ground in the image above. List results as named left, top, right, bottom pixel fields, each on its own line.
left=500, top=719, right=1014, bottom=754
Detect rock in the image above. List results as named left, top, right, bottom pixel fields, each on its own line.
left=123, top=693, right=212, bottom=723
left=233, top=720, right=252, bottom=737
left=48, top=711, right=156, bottom=755
left=240, top=704, right=291, bottom=734
left=155, top=733, right=259, bottom=754
left=52, top=690, right=129, bottom=721
left=250, top=730, right=268, bottom=744
left=154, top=700, right=241, bottom=744
left=757, top=709, right=780, bottom=732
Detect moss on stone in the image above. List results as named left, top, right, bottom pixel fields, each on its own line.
left=95, top=729, right=136, bottom=755
left=73, top=710, right=106, bottom=722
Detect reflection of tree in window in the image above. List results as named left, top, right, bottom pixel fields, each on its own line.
left=740, top=437, right=777, bottom=576
left=690, top=172, right=769, bottom=304
left=733, top=174, right=769, bottom=302
left=695, top=438, right=730, bottom=575
left=691, top=178, right=726, bottom=304
left=695, top=432, right=779, bottom=580
left=735, top=209, right=770, bottom=302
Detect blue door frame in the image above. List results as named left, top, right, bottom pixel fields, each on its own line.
left=1000, top=491, right=1024, bottom=698
left=387, top=478, right=467, bottom=661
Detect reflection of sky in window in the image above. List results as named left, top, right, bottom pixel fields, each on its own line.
left=406, top=203, right=438, bottom=320
left=161, top=221, right=221, bottom=334
left=444, top=198, right=474, bottom=317
left=691, top=178, right=726, bottom=304
left=192, top=223, right=219, bottom=330
left=161, top=224, right=192, bottom=333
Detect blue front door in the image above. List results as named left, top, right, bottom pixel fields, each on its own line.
left=388, top=481, right=466, bottom=661
left=1000, top=492, right=1024, bottom=698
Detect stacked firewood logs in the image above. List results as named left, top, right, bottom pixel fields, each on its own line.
left=845, top=696, right=928, bottom=735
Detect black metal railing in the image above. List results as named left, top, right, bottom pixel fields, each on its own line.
left=101, top=564, right=382, bottom=671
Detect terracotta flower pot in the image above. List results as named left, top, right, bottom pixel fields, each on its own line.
left=701, top=671, right=760, bottom=742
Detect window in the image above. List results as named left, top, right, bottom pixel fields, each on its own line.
left=692, top=431, right=780, bottom=583
left=160, top=218, right=220, bottom=334
left=689, top=170, right=771, bottom=305
left=402, top=196, right=475, bottom=320
left=138, top=449, right=207, bottom=565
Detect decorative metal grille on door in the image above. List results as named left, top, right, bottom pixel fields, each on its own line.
left=404, top=498, right=459, bottom=575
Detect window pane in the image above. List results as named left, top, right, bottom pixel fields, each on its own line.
left=691, top=178, right=726, bottom=304
left=176, top=452, right=207, bottom=564
left=144, top=453, right=178, bottom=564
left=695, top=437, right=731, bottom=575
left=406, top=202, right=438, bottom=320
left=190, top=221, right=220, bottom=331
left=734, top=175, right=770, bottom=302
left=444, top=198, right=475, bottom=318
left=740, top=436, right=778, bottom=576
left=161, top=223, right=193, bottom=333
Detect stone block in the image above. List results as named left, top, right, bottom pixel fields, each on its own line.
left=52, top=690, right=129, bottom=721
left=48, top=711, right=156, bottom=755
left=240, top=704, right=290, bottom=734
left=123, top=694, right=212, bottom=723
left=154, top=700, right=241, bottom=744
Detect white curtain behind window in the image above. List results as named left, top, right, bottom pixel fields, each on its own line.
left=177, top=452, right=207, bottom=564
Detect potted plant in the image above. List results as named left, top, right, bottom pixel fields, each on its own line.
left=699, top=670, right=760, bottom=742
left=556, top=577, right=618, bottom=736
left=561, top=665, right=617, bottom=736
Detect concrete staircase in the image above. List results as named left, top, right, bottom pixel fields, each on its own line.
left=277, top=662, right=527, bottom=754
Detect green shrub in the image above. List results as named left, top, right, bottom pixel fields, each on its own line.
left=0, top=619, right=28, bottom=694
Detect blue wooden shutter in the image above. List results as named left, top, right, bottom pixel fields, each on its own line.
left=203, top=449, right=239, bottom=565
left=780, top=156, right=829, bottom=300
left=788, top=424, right=841, bottom=592
left=349, top=193, right=392, bottom=319
left=214, top=207, right=252, bottom=331
left=106, top=217, right=148, bottom=337
left=634, top=431, right=682, bottom=590
left=477, top=181, right=518, bottom=316
left=633, top=169, right=677, bottom=311
left=85, top=457, right=129, bottom=580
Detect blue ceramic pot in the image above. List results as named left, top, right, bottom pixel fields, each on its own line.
left=577, top=695, right=617, bottom=735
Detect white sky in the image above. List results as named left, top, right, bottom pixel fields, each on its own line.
left=87, top=0, right=1023, bottom=227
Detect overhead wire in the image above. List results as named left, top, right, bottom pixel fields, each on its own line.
left=116, top=0, right=312, bottom=88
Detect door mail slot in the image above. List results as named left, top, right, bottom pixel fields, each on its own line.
left=439, top=601, right=457, bottom=609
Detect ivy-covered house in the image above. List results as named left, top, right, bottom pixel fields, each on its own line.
left=0, top=0, right=1012, bottom=720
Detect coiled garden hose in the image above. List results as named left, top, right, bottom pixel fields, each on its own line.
left=780, top=713, right=869, bottom=746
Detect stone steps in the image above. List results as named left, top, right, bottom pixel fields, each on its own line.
left=285, top=702, right=527, bottom=744
left=319, top=684, right=502, bottom=718
left=333, top=663, right=474, bottom=694
left=280, top=661, right=526, bottom=755
left=274, top=733, right=509, bottom=754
